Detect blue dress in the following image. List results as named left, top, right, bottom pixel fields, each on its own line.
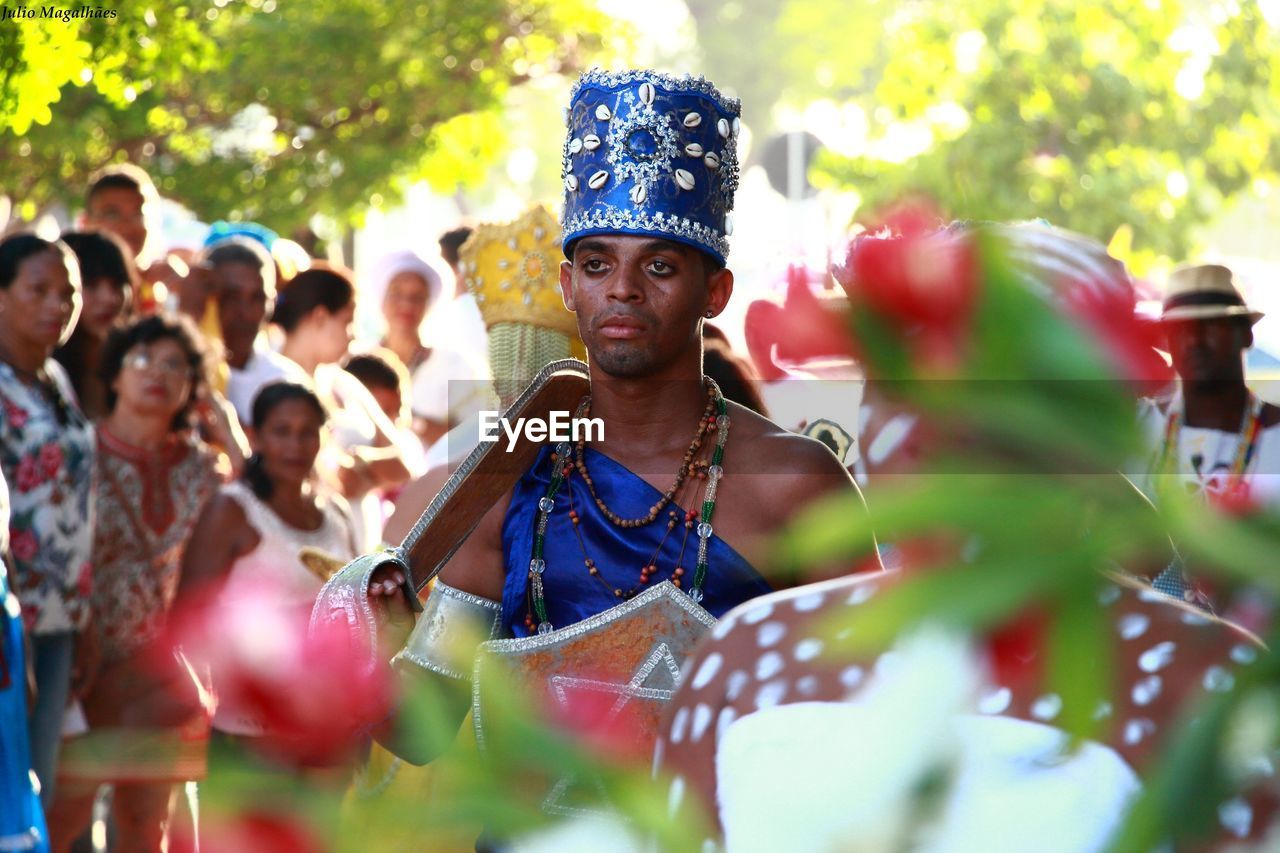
left=501, top=446, right=772, bottom=636
left=0, top=561, right=49, bottom=852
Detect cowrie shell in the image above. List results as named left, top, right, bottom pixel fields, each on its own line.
left=732, top=117, right=741, bottom=135
left=588, top=170, right=609, bottom=189
left=595, top=104, right=612, bottom=121
left=565, top=174, right=579, bottom=191
left=568, top=138, right=583, bottom=154
left=717, top=118, right=730, bottom=139
left=683, top=112, right=702, bottom=128
left=582, top=133, right=601, bottom=151
left=725, top=214, right=734, bottom=236
left=684, top=142, right=704, bottom=157
left=630, top=184, right=647, bottom=204
left=638, top=82, right=655, bottom=105
left=704, top=152, right=721, bottom=169
left=675, top=169, right=695, bottom=191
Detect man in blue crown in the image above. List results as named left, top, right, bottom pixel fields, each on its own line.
left=364, top=70, right=864, bottom=777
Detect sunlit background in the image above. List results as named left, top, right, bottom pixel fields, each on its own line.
left=3, top=0, right=1280, bottom=372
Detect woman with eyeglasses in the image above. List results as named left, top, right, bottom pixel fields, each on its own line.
left=49, top=314, right=226, bottom=851
left=0, top=233, right=95, bottom=815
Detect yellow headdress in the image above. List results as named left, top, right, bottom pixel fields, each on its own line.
left=458, top=205, right=585, bottom=406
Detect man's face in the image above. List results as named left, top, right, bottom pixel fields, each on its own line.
left=85, top=187, right=148, bottom=260
left=559, top=235, right=732, bottom=378
left=215, top=261, right=271, bottom=356
left=1165, top=316, right=1250, bottom=389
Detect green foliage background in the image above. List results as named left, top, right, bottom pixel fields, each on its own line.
left=687, top=0, right=1280, bottom=271
left=0, top=0, right=628, bottom=230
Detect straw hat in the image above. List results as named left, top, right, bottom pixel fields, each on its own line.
left=1161, top=264, right=1264, bottom=325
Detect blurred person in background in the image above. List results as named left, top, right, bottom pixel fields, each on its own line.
left=343, top=350, right=415, bottom=432
left=343, top=349, right=428, bottom=529
left=703, top=324, right=768, bottom=416
left=1, top=466, right=50, bottom=852
left=1136, top=264, right=1280, bottom=625
left=53, top=231, right=136, bottom=420
left=273, top=266, right=418, bottom=547
left=437, top=227, right=472, bottom=297
left=80, top=165, right=179, bottom=316
left=51, top=315, right=226, bottom=852
left=362, top=250, right=488, bottom=448
left=206, top=237, right=306, bottom=427
left=176, top=382, right=357, bottom=752
left=0, top=234, right=94, bottom=811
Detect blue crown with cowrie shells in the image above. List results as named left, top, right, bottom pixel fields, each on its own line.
left=560, top=69, right=742, bottom=266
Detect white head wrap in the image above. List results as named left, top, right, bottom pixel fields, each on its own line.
left=357, top=249, right=448, bottom=339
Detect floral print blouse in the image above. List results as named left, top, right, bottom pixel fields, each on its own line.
left=0, top=360, right=95, bottom=635
left=91, top=427, right=223, bottom=663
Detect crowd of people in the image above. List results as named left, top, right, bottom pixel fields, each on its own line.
left=0, top=161, right=515, bottom=849
left=1, top=66, right=1277, bottom=851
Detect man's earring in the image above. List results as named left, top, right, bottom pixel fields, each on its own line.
left=704, top=310, right=714, bottom=318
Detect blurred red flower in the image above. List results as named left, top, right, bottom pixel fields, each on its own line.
left=543, top=669, right=655, bottom=764
left=162, top=577, right=392, bottom=767
left=170, top=809, right=325, bottom=853
left=985, top=608, right=1047, bottom=692
left=1209, top=481, right=1259, bottom=517
left=1060, top=280, right=1173, bottom=394
left=744, top=265, right=857, bottom=380
left=837, top=206, right=978, bottom=374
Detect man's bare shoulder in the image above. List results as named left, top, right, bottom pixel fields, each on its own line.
left=726, top=401, right=853, bottom=481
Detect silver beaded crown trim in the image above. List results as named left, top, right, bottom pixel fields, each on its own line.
left=570, top=68, right=740, bottom=116
left=563, top=207, right=730, bottom=262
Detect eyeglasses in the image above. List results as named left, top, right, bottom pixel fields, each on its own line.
left=123, top=350, right=189, bottom=378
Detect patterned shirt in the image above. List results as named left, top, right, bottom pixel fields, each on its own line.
left=91, top=427, right=224, bottom=663
left=0, top=360, right=95, bottom=634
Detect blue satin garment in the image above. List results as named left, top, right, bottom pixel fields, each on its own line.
left=501, top=445, right=773, bottom=637
left=1, top=563, right=48, bottom=852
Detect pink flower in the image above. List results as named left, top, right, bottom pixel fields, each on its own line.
left=744, top=265, right=858, bottom=380
left=1060, top=279, right=1173, bottom=395
left=543, top=665, right=652, bottom=763
left=4, top=402, right=28, bottom=429
left=14, top=455, right=42, bottom=493
left=1210, top=481, right=1258, bottom=517
left=170, top=810, right=325, bottom=853
left=836, top=203, right=979, bottom=374
left=9, top=529, right=37, bottom=563
left=163, top=577, right=392, bottom=768
left=37, top=443, right=63, bottom=480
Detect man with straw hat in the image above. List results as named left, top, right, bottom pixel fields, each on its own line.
left=1137, top=264, right=1280, bottom=614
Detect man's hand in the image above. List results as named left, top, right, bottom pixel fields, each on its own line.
left=368, top=563, right=415, bottom=659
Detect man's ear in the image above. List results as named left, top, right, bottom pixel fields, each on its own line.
left=559, top=260, right=576, bottom=312
left=704, top=266, right=734, bottom=319
left=1243, top=323, right=1254, bottom=351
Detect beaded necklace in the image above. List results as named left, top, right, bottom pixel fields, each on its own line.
left=524, top=378, right=729, bottom=634
left=1156, top=391, right=1265, bottom=489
